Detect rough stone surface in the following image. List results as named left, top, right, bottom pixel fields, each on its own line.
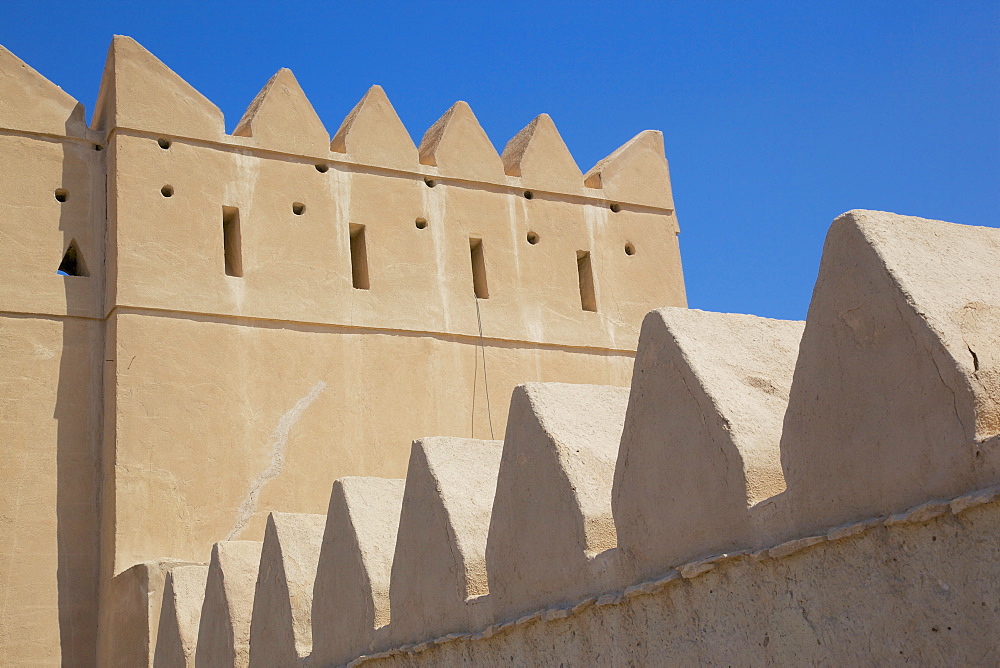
left=487, top=382, right=630, bottom=620
left=358, top=499, right=1000, bottom=666
left=312, top=477, right=406, bottom=667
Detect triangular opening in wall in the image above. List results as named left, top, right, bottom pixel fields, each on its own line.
left=58, top=240, right=88, bottom=276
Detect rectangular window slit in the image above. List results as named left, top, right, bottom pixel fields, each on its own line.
left=470, top=238, right=489, bottom=299
left=222, top=206, right=242, bottom=277
left=577, top=250, right=597, bottom=312
left=350, top=223, right=370, bottom=289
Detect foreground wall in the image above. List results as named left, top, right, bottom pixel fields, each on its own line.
left=361, top=491, right=1000, bottom=666
left=137, top=210, right=999, bottom=667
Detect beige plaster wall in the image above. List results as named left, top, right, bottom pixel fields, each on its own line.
left=0, top=316, right=102, bottom=665
left=105, top=310, right=635, bottom=575
left=0, top=135, right=104, bottom=318
left=106, top=131, right=681, bottom=348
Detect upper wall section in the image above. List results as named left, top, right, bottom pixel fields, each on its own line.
left=0, top=45, right=104, bottom=318
left=88, top=37, right=684, bottom=349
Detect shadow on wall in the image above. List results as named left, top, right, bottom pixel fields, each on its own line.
left=53, top=107, right=102, bottom=666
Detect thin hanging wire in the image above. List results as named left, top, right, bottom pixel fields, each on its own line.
left=471, top=326, right=479, bottom=438
left=474, top=295, right=495, bottom=439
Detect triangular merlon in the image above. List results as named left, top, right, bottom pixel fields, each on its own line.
left=584, top=130, right=674, bottom=210
left=501, top=113, right=582, bottom=193
left=418, top=101, right=504, bottom=182
left=233, top=68, right=329, bottom=155
left=330, top=85, right=418, bottom=170
left=0, top=45, right=87, bottom=137
left=92, top=35, right=225, bottom=140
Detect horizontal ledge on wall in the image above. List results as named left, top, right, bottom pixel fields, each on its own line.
left=105, top=127, right=676, bottom=216
left=0, top=126, right=105, bottom=150
left=104, top=304, right=642, bottom=356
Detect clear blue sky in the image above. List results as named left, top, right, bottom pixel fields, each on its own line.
left=4, top=1, right=997, bottom=320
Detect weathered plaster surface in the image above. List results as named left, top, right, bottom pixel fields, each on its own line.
left=358, top=494, right=1000, bottom=666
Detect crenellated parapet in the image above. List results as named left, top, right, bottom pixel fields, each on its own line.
left=2, top=35, right=685, bottom=340
left=125, top=210, right=999, bottom=665
left=77, top=35, right=685, bottom=349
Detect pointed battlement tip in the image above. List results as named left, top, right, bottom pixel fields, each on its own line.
left=92, top=35, right=225, bottom=139
left=418, top=100, right=504, bottom=182
left=487, top=382, right=629, bottom=619
left=584, top=129, right=673, bottom=209
left=154, top=564, right=210, bottom=667
left=196, top=540, right=263, bottom=668
left=501, top=113, right=583, bottom=192
left=311, top=477, right=406, bottom=666
left=0, top=44, right=87, bottom=136
left=330, top=84, right=418, bottom=170
left=248, top=512, right=326, bottom=666
left=780, top=210, right=1000, bottom=533
left=612, top=308, right=801, bottom=579
left=233, top=67, right=329, bottom=155
left=388, top=437, right=503, bottom=646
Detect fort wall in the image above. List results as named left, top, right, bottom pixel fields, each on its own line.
left=0, top=36, right=685, bottom=664
left=360, top=494, right=1000, bottom=666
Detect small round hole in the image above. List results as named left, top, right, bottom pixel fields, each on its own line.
left=610, top=203, right=621, bottom=213
left=292, top=202, right=306, bottom=215
left=54, top=189, right=68, bottom=203
left=157, top=138, right=171, bottom=149
left=527, top=231, right=539, bottom=245
left=415, top=218, right=428, bottom=230
left=315, top=163, right=329, bottom=173
left=161, top=185, right=174, bottom=197
left=94, top=144, right=103, bottom=152
left=424, top=178, right=436, bottom=188
left=523, top=190, right=534, bottom=199
left=624, top=242, right=635, bottom=256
